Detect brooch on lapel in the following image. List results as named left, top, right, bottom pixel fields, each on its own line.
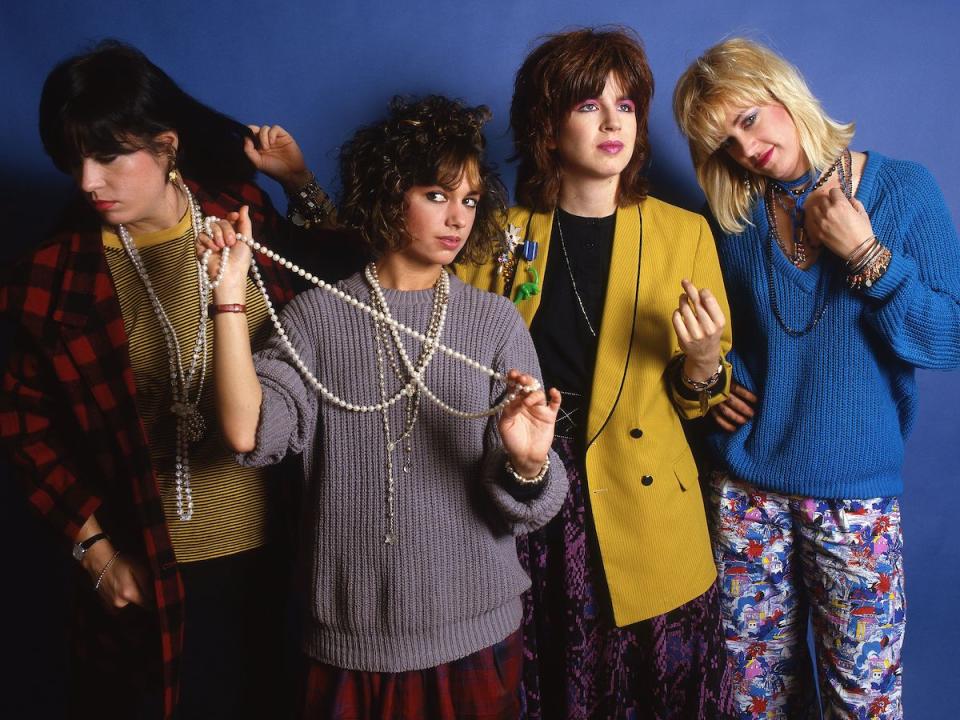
left=513, top=266, right=541, bottom=305
left=498, top=224, right=539, bottom=301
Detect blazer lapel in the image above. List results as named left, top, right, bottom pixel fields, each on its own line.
left=586, top=205, right=642, bottom=445
left=510, top=209, right=553, bottom=327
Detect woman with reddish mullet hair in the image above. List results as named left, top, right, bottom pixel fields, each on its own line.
left=457, top=27, right=735, bottom=719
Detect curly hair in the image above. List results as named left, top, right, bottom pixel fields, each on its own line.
left=673, top=38, right=855, bottom=234
left=338, top=95, right=507, bottom=265
left=510, top=27, right=655, bottom=212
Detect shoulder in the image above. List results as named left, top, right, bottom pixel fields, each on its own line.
left=864, top=152, right=943, bottom=201
left=192, top=180, right=276, bottom=221
left=449, top=273, right=523, bottom=328
left=640, top=196, right=710, bottom=234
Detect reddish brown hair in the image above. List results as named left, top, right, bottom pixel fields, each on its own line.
left=510, top=27, right=655, bottom=211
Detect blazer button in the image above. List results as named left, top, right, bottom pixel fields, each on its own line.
left=629, top=428, right=643, bottom=439
left=641, top=475, right=654, bottom=486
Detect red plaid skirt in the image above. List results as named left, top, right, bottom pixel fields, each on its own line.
left=301, top=630, right=522, bottom=719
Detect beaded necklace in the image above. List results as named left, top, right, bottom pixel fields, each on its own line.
left=763, top=149, right=852, bottom=337
left=198, top=234, right=541, bottom=418
left=117, top=181, right=228, bottom=521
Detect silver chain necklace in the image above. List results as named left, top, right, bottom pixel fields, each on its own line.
left=369, top=262, right=448, bottom=544
left=555, top=213, right=598, bottom=337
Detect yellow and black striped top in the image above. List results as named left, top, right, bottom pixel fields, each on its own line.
left=103, top=211, right=275, bottom=562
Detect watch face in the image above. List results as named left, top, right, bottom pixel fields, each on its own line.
left=72, top=544, right=85, bottom=561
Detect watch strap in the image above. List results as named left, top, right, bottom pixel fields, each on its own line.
left=73, top=532, right=110, bottom=561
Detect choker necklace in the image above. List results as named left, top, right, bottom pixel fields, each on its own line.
left=763, top=149, right=852, bottom=337
left=117, top=179, right=227, bottom=521
left=368, top=262, right=447, bottom=544
left=768, top=155, right=842, bottom=267
left=554, top=212, right=598, bottom=337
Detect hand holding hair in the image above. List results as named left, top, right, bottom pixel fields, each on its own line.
left=243, top=124, right=312, bottom=192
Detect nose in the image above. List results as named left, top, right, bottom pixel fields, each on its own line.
left=601, top=105, right=621, bottom=132
left=77, top=158, right=104, bottom=193
left=446, top=201, right=467, bottom=229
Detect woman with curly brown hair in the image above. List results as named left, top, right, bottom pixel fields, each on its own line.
left=198, top=95, right=568, bottom=720
left=457, top=28, right=735, bottom=719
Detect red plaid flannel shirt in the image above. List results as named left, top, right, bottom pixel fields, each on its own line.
left=0, top=180, right=298, bottom=719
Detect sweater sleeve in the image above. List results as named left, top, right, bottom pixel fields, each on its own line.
left=861, top=163, right=960, bottom=369
left=670, top=215, right=734, bottom=418
left=237, top=292, right=321, bottom=467
left=478, top=303, right=568, bottom=534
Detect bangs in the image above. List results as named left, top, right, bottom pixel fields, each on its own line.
left=434, top=152, right=482, bottom=192
left=558, top=58, right=648, bottom=112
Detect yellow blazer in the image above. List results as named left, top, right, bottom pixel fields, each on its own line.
left=455, top=197, right=733, bottom=625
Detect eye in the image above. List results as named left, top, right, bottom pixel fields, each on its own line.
left=425, top=190, right=447, bottom=202
left=742, top=111, right=758, bottom=129
left=93, top=154, right=119, bottom=164
left=463, top=196, right=479, bottom=209
left=719, top=137, right=733, bottom=151
left=575, top=101, right=599, bottom=112
left=618, top=100, right=636, bottom=112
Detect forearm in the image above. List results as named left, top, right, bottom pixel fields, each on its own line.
left=211, top=292, right=263, bottom=452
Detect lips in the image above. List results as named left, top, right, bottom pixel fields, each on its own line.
left=438, top=236, right=462, bottom=250
left=598, top=141, right=624, bottom=154
left=755, top=148, right=773, bottom=169
left=93, top=200, right=117, bottom=211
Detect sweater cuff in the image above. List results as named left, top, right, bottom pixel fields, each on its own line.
left=861, top=250, right=915, bottom=303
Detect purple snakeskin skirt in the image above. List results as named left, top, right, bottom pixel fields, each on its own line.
left=517, top=436, right=735, bottom=720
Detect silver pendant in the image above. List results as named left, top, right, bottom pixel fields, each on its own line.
left=185, top=408, right=206, bottom=443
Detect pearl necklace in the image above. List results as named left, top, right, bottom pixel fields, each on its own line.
left=200, top=233, right=542, bottom=418
left=117, top=181, right=225, bottom=521
left=369, top=263, right=448, bottom=543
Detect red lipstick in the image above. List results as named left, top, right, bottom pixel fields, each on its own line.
left=93, top=200, right=117, bottom=211
left=756, top=148, right=773, bottom=169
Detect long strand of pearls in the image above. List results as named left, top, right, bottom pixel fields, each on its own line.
left=201, top=231, right=541, bottom=418
left=118, top=181, right=215, bottom=521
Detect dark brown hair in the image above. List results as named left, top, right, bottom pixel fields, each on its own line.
left=511, top=27, right=655, bottom=211
left=39, top=39, right=255, bottom=187
left=338, top=95, right=507, bottom=265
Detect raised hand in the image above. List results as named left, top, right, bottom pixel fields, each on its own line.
left=498, top=370, right=561, bottom=478
left=804, top=187, right=874, bottom=259
left=195, top=206, right=253, bottom=303
left=672, top=279, right=725, bottom=381
left=243, top=124, right=312, bottom=192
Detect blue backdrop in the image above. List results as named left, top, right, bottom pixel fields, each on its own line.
left=2, top=1, right=958, bottom=716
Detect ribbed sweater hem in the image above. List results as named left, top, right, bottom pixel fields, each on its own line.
left=302, top=597, right=522, bottom=672
left=721, top=458, right=904, bottom=500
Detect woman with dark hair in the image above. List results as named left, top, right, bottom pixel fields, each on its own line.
left=0, top=40, right=336, bottom=719
left=199, top=94, right=568, bottom=720
left=674, top=38, right=960, bottom=719
left=457, top=28, right=735, bottom=719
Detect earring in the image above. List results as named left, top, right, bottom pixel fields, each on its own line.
left=167, top=150, right=179, bottom=184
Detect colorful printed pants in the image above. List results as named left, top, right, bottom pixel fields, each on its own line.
left=708, top=473, right=905, bottom=720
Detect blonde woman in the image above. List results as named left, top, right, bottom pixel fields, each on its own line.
left=674, top=38, right=960, bottom=719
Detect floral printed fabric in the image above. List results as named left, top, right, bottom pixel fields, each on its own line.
left=708, top=473, right=905, bottom=720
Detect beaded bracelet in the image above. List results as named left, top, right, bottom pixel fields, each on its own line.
left=94, top=550, right=121, bottom=591
left=286, top=174, right=336, bottom=229
left=505, top=456, right=551, bottom=485
left=847, top=246, right=892, bottom=290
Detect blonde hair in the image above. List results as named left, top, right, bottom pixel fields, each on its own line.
left=673, top=38, right=855, bottom=234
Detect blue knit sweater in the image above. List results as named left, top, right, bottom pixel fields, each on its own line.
left=710, top=152, right=960, bottom=499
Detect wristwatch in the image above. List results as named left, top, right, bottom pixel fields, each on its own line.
left=72, top=532, right=110, bottom=562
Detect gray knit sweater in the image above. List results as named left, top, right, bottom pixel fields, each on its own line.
left=239, top=271, right=567, bottom=672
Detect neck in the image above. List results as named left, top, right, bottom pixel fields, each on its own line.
left=557, top=174, right=619, bottom=217
left=374, top=254, right=443, bottom=291
left=123, top=181, right=187, bottom=236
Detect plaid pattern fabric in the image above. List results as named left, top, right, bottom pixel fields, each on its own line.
left=0, top=180, right=296, bottom=720
left=301, top=630, right=523, bottom=720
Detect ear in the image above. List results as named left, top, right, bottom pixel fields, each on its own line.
left=154, top=130, right=179, bottom=155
